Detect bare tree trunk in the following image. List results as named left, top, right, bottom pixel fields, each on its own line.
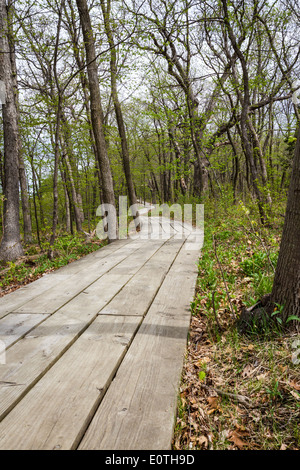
left=0, top=0, right=23, bottom=261
left=61, top=169, right=71, bottom=233
left=49, top=1, right=65, bottom=248
left=18, top=152, right=33, bottom=243
left=227, top=129, right=239, bottom=204
left=29, top=152, right=45, bottom=233
left=76, top=0, right=117, bottom=239
left=30, top=154, right=41, bottom=247
left=270, top=125, right=300, bottom=324
left=248, top=118, right=272, bottom=205
left=64, top=0, right=103, bottom=193
left=8, top=4, right=32, bottom=243
left=49, top=96, right=62, bottom=247
left=60, top=116, right=83, bottom=232
left=100, top=0, right=140, bottom=229
left=222, top=0, right=266, bottom=224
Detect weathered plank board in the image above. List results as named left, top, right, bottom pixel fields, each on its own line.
left=0, top=273, right=131, bottom=422
left=55, top=238, right=130, bottom=274
left=0, top=238, right=131, bottom=319
left=99, top=238, right=185, bottom=316
left=0, top=236, right=175, bottom=419
left=0, top=210, right=203, bottom=451
left=56, top=273, right=132, bottom=317
left=0, top=237, right=177, bottom=425
left=12, top=238, right=163, bottom=314
left=0, top=237, right=187, bottom=448
left=0, top=274, right=71, bottom=319
left=0, top=315, right=142, bottom=450
left=78, top=235, right=201, bottom=450
left=0, top=313, right=49, bottom=349
left=107, top=237, right=169, bottom=275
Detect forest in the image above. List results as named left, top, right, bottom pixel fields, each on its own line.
left=0, top=0, right=300, bottom=450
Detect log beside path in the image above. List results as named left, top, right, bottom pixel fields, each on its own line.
left=0, top=208, right=203, bottom=450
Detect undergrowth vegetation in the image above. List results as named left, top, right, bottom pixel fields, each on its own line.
left=173, top=195, right=300, bottom=450
left=0, top=232, right=106, bottom=295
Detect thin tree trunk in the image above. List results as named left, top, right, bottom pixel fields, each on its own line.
left=49, top=0, right=65, bottom=248
left=227, top=129, right=239, bottom=204
left=64, top=0, right=102, bottom=193
left=8, top=6, right=32, bottom=243
left=60, top=124, right=83, bottom=232
left=76, top=0, right=117, bottom=240
left=100, top=0, right=139, bottom=230
left=248, top=118, right=272, bottom=204
left=222, top=0, right=266, bottom=223
left=61, top=169, right=71, bottom=233
left=29, top=154, right=41, bottom=247
left=33, top=165, right=45, bottom=230
left=0, top=0, right=23, bottom=260
left=49, top=96, right=62, bottom=247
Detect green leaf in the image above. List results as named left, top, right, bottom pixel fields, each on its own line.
left=286, top=315, right=300, bottom=323
left=198, top=371, right=206, bottom=381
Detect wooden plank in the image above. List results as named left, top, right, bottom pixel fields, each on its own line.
left=55, top=237, right=131, bottom=275
left=99, top=238, right=185, bottom=316
left=108, top=238, right=170, bottom=275
left=0, top=238, right=132, bottom=319
left=0, top=274, right=71, bottom=319
left=0, top=236, right=175, bottom=422
left=54, top=272, right=134, bottom=317
left=11, top=238, right=151, bottom=314
left=129, top=215, right=174, bottom=241
left=0, top=313, right=49, bottom=349
left=0, top=315, right=142, bottom=450
left=0, top=217, right=203, bottom=450
left=0, top=273, right=131, bottom=422
left=78, top=235, right=201, bottom=450
left=57, top=237, right=180, bottom=320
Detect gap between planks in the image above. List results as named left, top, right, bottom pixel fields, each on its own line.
left=0, top=237, right=132, bottom=319
left=78, top=233, right=201, bottom=450
left=0, top=234, right=185, bottom=426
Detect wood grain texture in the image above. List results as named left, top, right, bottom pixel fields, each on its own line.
left=12, top=238, right=162, bottom=314
left=0, top=315, right=142, bottom=450
left=0, top=214, right=203, bottom=450
left=0, top=238, right=133, bottom=318
left=0, top=274, right=71, bottom=319
left=0, top=313, right=49, bottom=349
left=99, top=237, right=185, bottom=316
left=78, top=235, right=200, bottom=450
left=0, top=273, right=131, bottom=422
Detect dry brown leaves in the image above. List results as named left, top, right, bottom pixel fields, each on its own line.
left=172, top=310, right=300, bottom=451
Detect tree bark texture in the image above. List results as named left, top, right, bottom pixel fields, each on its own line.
left=271, top=125, right=300, bottom=323
left=0, top=0, right=24, bottom=261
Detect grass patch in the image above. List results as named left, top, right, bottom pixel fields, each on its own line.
left=0, top=232, right=107, bottom=295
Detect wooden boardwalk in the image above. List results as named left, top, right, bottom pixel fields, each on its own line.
left=0, top=209, right=203, bottom=450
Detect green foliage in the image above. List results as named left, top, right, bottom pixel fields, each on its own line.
left=190, top=192, right=285, bottom=340
left=0, top=234, right=106, bottom=289
left=198, top=370, right=206, bottom=381
left=241, top=252, right=278, bottom=277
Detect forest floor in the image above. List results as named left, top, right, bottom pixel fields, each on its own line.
left=0, top=233, right=107, bottom=297
left=0, top=198, right=300, bottom=450
left=172, top=197, right=300, bottom=451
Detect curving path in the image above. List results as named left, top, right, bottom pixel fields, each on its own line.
left=0, top=205, right=203, bottom=450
